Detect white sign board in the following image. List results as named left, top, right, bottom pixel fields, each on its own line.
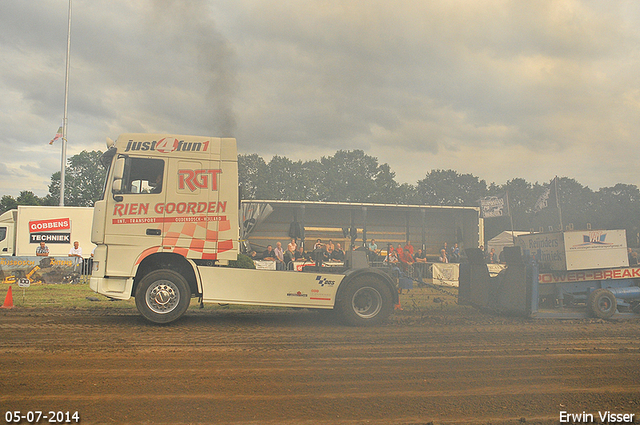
left=563, top=230, right=628, bottom=270
left=517, top=232, right=566, bottom=271
left=430, top=263, right=459, bottom=287
left=253, top=260, right=276, bottom=270
left=517, top=230, right=628, bottom=271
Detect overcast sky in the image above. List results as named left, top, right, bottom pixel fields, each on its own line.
left=2, top=0, right=640, bottom=198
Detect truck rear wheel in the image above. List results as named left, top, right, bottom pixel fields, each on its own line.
left=135, top=270, right=191, bottom=324
left=338, top=276, right=393, bottom=326
left=587, top=289, right=617, bottom=319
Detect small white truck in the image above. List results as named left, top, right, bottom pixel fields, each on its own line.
left=89, top=134, right=398, bottom=325
left=0, top=205, right=95, bottom=257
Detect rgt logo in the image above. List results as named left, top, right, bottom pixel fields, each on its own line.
left=572, top=231, right=612, bottom=248
left=582, top=231, right=609, bottom=245
left=178, top=169, right=222, bottom=192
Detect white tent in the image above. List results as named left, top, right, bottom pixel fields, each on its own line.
left=486, top=231, right=530, bottom=258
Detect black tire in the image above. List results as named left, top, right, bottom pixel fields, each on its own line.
left=587, top=289, right=617, bottom=319
left=337, top=275, right=393, bottom=326
left=135, top=269, right=191, bottom=324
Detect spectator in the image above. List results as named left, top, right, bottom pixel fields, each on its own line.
left=368, top=239, right=379, bottom=260
left=284, top=244, right=296, bottom=266
left=368, top=239, right=378, bottom=253
left=288, top=238, right=297, bottom=253
left=326, top=239, right=335, bottom=256
left=68, top=241, right=83, bottom=270
left=36, top=241, right=49, bottom=257
left=414, top=248, right=427, bottom=262
left=274, top=242, right=285, bottom=270
left=630, top=250, right=638, bottom=266
left=439, top=249, right=448, bottom=263
left=313, top=242, right=328, bottom=269
left=385, top=250, right=399, bottom=266
left=449, top=243, right=460, bottom=263
left=261, top=245, right=276, bottom=261
left=295, top=246, right=306, bottom=261
left=400, top=244, right=415, bottom=274
left=404, top=241, right=415, bottom=257
left=486, top=248, right=497, bottom=264
left=331, top=243, right=345, bottom=262
left=414, top=248, right=427, bottom=279
left=395, top=244, right=404, bottom=260
left=314, top=239, right=323, bottom=250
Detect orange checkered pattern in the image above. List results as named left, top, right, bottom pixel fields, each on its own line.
left=135, top=219, right=234, bottom=265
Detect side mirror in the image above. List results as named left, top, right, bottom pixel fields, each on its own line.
left=113, top=157, right=125, bottom=179
left=112, top=179, right=124, bottom=202
left=112, top=157, right=126, bottom=201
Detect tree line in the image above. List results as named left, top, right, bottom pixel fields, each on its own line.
left=0, top=151, right=105, bottom=212
left=2, top=149, right=639, bottom=245
left=239, top=151, right=640, bottom=245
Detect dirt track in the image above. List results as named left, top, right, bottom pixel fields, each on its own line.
left=1, top=304, right=639, bottom=425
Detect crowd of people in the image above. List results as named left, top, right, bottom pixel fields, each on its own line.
left=248, top=237, right=470, bottom=274
left=248, top=238, right=347, bottom=270
left=378, top=241, right=462, bottom=266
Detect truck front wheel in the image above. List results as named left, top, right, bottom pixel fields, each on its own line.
left=135, top=270, right=191, bottom=324
left=337, top=276, right=393, bottom=326
left=587, top=288, right=617, bottom=320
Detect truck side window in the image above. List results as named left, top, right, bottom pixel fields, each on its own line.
left=0, top=227, right=5, bottom=242
left=122, top=158, right=165, bottom=194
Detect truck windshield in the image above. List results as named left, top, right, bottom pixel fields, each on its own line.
left=0, top=227, right=6, bottom=243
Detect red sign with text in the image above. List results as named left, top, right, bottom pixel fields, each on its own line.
left=29, top=218, right=71, bottom=233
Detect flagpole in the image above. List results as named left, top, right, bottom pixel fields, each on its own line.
left=60, top=0, right=72, bottom=206
left=555, top=176, right=563, bottom=231
left=506, top=190, right=516, bottom=244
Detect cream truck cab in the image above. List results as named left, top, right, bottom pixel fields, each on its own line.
left=90, top=134, right=397, bottom=325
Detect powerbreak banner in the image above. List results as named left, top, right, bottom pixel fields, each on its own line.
left=0, top=256, right=80, bottom=285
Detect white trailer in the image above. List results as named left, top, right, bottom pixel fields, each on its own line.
left=89, top=134, right=398, bottom=325
left=0, top=206, right=95, bottom=257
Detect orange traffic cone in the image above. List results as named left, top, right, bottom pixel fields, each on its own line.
left=1, top=286, right=14, bottom=309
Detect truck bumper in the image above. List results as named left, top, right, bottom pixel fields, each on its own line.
left=90, top=276, right=134, bottom=300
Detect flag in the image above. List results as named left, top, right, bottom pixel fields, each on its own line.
left=50, top=126, right=63, bottom=145
left=534, top=177, right=558, bottom=212
left=478, top=193, right=509, bottom=218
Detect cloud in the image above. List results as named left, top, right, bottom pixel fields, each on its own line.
left=1, top=0, right=640, bottom=198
